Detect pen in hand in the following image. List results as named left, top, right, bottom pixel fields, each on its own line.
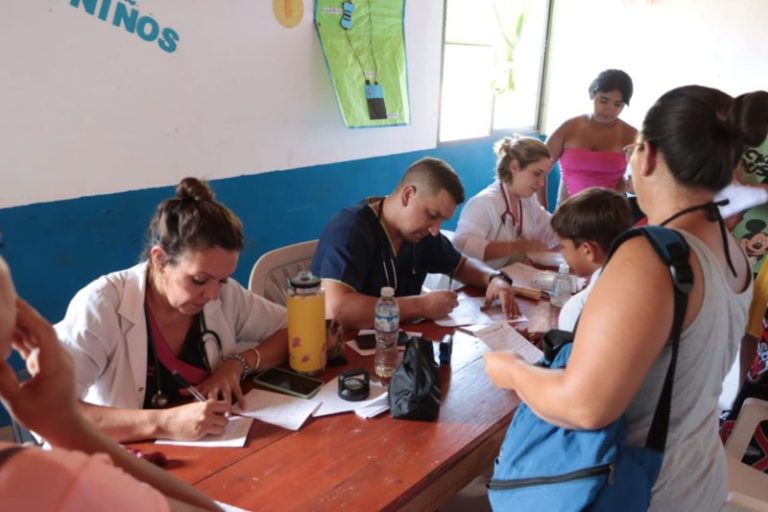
left=171, top=370, right=208, bottom=402
left=448, top=271, right=453, bottom=290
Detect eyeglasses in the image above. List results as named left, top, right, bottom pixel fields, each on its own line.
left=622, top=142, right=642, bottom=162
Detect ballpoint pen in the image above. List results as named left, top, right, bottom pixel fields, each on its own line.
left=171, top=370, right=207, bottom=402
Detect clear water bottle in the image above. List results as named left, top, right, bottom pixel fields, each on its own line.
left=374, top=286, right=399, bottom=380
left=550, top=263, right=573, bottom=308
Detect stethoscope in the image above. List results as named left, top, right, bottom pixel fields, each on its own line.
left=499, top=182, right=523, bottom=238
left=149, top=312, right=223, bottom=408
left=376, top=198, right=416, bottom=292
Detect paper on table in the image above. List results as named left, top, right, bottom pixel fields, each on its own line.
left=354, top=392, right=390, bottom=419
left=233, top=388, right=321, bottom=431
left=346, top=329, right=422, bottom=356
left=156, top=416, right=253, bottom=448
left=475, top=321, right=543, bottom=364
left=312, top=377, right=388, bottom=417
left=435, top=296, right=526, bottom=327
left=504, top=262, right=585, bottom=292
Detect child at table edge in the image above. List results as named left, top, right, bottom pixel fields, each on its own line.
left=551, top=187, right=633, bottom=331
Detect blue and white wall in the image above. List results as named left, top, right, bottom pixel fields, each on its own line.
left=1, top=0, right=766, bottom=426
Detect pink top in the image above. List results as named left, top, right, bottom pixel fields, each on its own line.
left=559, top=147, right=627, bottom=196
left=0, top=442, right=169, bottom=512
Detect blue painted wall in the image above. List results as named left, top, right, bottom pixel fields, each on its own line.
left=0, top=135, right=557, bottom=427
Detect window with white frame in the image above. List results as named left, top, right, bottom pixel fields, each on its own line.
left=439, top=0, right=551, bottom=142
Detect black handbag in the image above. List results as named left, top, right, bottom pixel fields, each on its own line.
left=388, top=336, right=441, bottom=421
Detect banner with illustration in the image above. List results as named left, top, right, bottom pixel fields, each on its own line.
left=733, top=137, right=768, bottom=275
left=315, top=0, right=409, bottom=127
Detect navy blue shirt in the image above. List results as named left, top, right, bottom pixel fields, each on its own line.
left=311, top=198, right=462, bottom=297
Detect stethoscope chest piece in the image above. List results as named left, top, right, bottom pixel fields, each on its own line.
left=338, top=368, right=370, bottom=401
left=151, top=390, right=169, bottom=408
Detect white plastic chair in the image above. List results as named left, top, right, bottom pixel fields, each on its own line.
left=723, top=398, right=768, bottom=510
left=248, top=240, right=318, bottom=306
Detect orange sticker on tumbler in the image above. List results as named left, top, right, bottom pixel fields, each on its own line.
left=273, top=0, right=303, bottom=28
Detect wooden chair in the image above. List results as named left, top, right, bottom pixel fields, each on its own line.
left=248, top=240, right=318, bottom=306
left=723, top=397, right=768, bottom=511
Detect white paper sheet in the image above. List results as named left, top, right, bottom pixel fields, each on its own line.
left=503, top=262, right=585, bottom=292
left=354, top=393, right=390, bottom=419
left=435, top=296, right=527, bottom=327
left=475, top=321, right=543, bottom=363
left=233, top=388, right=321, bottom=431
left=312, top=377, right=389, bottom=417
left=716, top=183, right=768, bottom=218
left=156, top=416, right=253, bottom=448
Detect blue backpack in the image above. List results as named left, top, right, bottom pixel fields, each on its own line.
left=487, top=226, right=693, bottom=511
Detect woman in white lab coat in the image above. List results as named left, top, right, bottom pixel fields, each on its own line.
left=454, top=135, right=559, bottom=269
left=56, top=177, right=287, bottom=442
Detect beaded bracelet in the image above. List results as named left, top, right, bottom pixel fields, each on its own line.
left=222, top=353, right=252, bottom=381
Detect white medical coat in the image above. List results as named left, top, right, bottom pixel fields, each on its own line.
left=55, top=262, right=287, bottom=409
left=454, top=182, right=559, bottom=269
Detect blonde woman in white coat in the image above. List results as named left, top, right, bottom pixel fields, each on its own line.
left=454, top=135, right=559, bottom=269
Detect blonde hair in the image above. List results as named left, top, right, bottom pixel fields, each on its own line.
left=494, top=135, right=551, bottom=183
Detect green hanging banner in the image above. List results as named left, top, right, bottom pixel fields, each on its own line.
left=315, top=0, right=410, bottom=128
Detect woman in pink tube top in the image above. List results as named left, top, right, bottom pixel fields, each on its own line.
left=543, top=69, right=638, bottom=208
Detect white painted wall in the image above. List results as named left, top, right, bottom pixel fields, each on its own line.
left=542, top=0, right=768, bottom=134
left=0, top=0, right=444, bottom=207
left=3, top=0, right=767, bottom=209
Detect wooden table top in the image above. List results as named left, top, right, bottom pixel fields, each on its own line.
left=132, top=295, right=556, bottom=511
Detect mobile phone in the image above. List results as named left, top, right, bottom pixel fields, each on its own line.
left=356, top=331, right=410, bottom=350
left=252, top=368, right=324, bottom=399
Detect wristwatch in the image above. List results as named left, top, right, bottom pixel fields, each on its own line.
left=488, top=270, right=513, bottom=286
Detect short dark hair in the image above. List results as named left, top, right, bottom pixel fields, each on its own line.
left=398, top=157, right=465, bottom=204
left=551, top=187, right=632, bottom=253
left=143, top=177, right=244, bottom=263
left=589, top=69, right=634, bottom=106
left=642, top=86, right=768, bottom=191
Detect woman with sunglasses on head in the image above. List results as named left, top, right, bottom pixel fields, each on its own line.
left=542, top=69, right=638, bottom=209
left=453, top=135, right=559, bottom=270
left=55, top=177, right=287, bottom=442
left=486, top=87, right=768, bottom=509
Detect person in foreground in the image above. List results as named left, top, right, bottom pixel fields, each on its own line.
left=550, top=187, right=632, bottom=331
left=311, top=157, right=518, bottom=329
left=56, top=178, right=287, bottom=442
left=486, top=85, right=768, bottom=509
left=0, top=256, right=220, bottom=511
left=543, top=69, right=638, bottom=208
left=453, top=135, right=559, bottom=269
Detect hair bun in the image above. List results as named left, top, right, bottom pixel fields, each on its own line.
left=494, top=134, right=524, bottom=158
left=730, top=91, right=768, bottom=147
left=176, top=177, right=215, bottom=202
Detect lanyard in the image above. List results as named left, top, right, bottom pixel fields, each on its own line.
left=500, top=182, right=523, bottom=238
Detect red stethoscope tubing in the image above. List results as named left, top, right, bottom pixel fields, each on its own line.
left=500, top=183, right=523, bottom=238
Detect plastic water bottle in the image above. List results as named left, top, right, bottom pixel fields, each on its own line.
left=374, top=286, right=399, bottom=380
left=550, top=263, right=573, bottom=308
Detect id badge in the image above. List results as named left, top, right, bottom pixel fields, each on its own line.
left=365, top=82, right=387, bottom=120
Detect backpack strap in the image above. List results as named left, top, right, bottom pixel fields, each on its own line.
left=607, top=225, right=692, bottom=453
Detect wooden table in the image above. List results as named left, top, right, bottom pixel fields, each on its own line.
left=133, top=296, right=556, bottom=511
